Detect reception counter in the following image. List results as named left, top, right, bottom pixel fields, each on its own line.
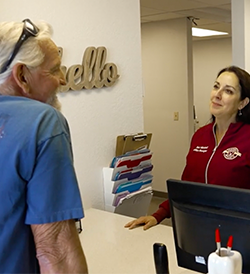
left=79, top=208, right=199, bottom=274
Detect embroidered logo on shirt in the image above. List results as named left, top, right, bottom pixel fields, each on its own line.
left=223, top=147, right=241, bottom=160
left=193, top=146, right=208, bottom=153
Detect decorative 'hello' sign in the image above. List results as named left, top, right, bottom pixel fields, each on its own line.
left=59, top=46, right=119, bottom=92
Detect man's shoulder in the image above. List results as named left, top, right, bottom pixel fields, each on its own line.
left=0, top=95, right=64, bottom=119
left=0, top=96, right=68, bottom=133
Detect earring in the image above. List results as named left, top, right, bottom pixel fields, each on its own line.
left=239, top=109, right=243, bottom=116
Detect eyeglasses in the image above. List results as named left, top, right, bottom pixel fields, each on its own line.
left=0, top=18, right=39, bottom=74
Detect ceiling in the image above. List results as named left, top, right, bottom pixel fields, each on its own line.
left=140, top=0, right=231, bottom=39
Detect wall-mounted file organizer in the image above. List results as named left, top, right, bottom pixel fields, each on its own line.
left=103, top=133, right=153, bottom=218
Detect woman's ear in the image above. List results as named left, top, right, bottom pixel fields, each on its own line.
left=240, top=97, right=250, bottom=110
left=12, top=63, right=31, bottom=96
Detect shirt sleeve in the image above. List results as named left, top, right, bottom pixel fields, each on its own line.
left=152, top=199, right=171, bottom=223
left=25, top=131, right=84, bottom=224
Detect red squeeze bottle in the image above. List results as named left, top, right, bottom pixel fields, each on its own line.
left=227, top=235, right=233, bottom=255
left=215, top=228, right=221, bottom=256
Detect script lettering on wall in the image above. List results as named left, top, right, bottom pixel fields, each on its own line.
left=59, top=46, right=119, bottom=92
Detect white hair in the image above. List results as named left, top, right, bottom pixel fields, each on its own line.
left=0, top=20, right=53, bottom=85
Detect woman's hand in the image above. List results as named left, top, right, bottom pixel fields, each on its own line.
left=124, top=216, right=157, bottom=230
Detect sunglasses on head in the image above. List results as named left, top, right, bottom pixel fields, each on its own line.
left=0, top=18, right=39, bottom=74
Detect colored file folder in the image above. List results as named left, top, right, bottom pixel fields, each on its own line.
left=111, top=174, right=151, bottom=193
left=113, top=164, right=153, bottom=181
left=113, top=186, right=152, bottom=207
left=103, top=167, right=153, bottom=218
left=111, top=160, right=152, bottom=181
left=113, top=176, right=153, bottom=194
left=110, top=148, right=150, bottom=168
left=115, top=151, right=152, bottom=169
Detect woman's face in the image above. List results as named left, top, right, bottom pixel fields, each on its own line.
left=209, top=71, right=246, bottom=122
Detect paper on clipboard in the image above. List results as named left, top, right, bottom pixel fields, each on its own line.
left=115, top=132, right=152, bottom=156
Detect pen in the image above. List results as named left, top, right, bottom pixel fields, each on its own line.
left=215, top=228, right=221, bottom=256
left=227, top=235, right=233, bottom=256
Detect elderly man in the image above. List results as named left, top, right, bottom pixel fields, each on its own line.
left=0, top=19, right=88, bottom=273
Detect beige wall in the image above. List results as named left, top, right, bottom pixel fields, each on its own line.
left=141, top=18, right=193, bottom=192
left=193, top=37, right=232, bottom=127
left=142, top=20, right=232, bottom=193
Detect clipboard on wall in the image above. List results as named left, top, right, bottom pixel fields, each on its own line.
left=115, top=132, right=152, bottom=156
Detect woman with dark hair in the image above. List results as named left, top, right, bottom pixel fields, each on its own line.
left=125, top=65, right=250, bottom=230
left=212, top=66, right=250, bottom=124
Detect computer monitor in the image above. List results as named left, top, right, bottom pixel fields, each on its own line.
left=167, top=178, right=250, bottom=274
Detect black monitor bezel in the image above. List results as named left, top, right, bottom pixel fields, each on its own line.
left=167, top=179, right=250, bottom=274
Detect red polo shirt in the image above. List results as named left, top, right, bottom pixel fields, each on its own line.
left=152, top=122, right=250, bottom=223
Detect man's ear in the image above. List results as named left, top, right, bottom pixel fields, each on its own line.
left=12, top=63, right=31, bottom=96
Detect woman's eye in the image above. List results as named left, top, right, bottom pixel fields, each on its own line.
left=213, top=84, right=219, bottom=89
left=225, top=89, right=233, bottom=94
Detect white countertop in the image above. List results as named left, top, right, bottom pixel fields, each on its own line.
left=80, top=208, right=199, bottom=274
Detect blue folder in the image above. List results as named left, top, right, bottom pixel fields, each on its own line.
left=114, top=176, right=153, bottom=194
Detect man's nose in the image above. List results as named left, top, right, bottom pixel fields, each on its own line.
left=59, top=68, right=66, bottom=86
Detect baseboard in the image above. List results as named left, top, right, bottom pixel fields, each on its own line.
left=153, top=190, right=168, bottom=199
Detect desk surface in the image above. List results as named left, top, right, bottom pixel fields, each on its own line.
left=80, top=208, right=199, bottom=274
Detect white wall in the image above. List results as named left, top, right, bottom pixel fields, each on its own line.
left=193, top=38, right=232, bottom=127
left=141, top=18, right=193, bottom=192
left=1, top=0, right=144, bottom=209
